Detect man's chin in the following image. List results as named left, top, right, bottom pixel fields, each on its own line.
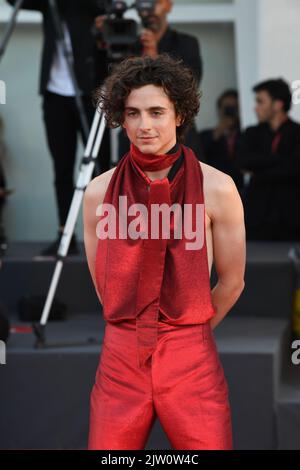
left=134, top=140, right=160, bottom=154
left=138, top=145, right=158, bottom=155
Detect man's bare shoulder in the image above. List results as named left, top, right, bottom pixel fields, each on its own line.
left=84, top=166, right=117, bottom=205
left=198, top=160, right=242, bottom=219
left=199, top=160, right=238, bottom=196
left=199, top=160, right=235, bottom=190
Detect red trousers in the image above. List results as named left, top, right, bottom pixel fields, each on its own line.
left=88, top=318, right=233, bottom=450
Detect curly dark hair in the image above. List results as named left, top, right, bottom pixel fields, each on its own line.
left=93, top=53, right=202, bottom=142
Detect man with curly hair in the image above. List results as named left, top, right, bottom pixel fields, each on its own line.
left=94, top=0, right=203, bottom=160
left=83, top=54, right=246, bottom=450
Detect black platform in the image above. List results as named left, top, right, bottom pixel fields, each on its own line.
left=0, top=241, right=300, bottom=449
left=0, top=240, right=298, bottom=320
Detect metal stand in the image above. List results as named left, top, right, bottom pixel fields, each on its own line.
left=33, top=106, right=106, bottom=348
left=1, top=0, right=107, bottom=347
left=0, top=0, right=24, bottom=64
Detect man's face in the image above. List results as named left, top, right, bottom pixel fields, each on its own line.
left=122, top=84, right=181, bottom=155
left=254, top=90, right=282, bottom=123
left=139, top=0, right=172, bottom=32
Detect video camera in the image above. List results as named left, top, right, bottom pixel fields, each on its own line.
left=93, top=0, right=156, bottom=61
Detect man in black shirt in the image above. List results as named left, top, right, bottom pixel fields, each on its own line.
left=199, top=90, right=244, bottom=192
left=134, top=0, right=202, bottom=84
left=237, top=78, right=300, bottom=241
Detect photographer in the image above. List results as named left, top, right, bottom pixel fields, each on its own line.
left=94, top=0, right=203, bottom=159
left=199, top=90, right=244, bottom=192
left=6, top=0, right=108, bottom=256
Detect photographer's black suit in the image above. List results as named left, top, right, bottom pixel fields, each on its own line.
left=6, top=0, right=110, bottom=229
left=134, top=26, right=203, bottom=85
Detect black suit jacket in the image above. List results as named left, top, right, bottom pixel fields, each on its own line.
left=156, top=27, right=203, bottom=85
left=199, top=128, right=243, bottom=189
left=7, top=0, right=103, bottom=95
left=237, top=118, right=300, bottom=230
left=132, top=26, right=203, bottom=86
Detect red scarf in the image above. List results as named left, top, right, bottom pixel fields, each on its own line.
left=95, top=143, right=216, bottom=368
left=130, top=142, right=182, bottom=171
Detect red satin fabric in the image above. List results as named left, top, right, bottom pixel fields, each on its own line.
left=130, top=142, right=182, bottom=171
left=129, top=149, right=175, bottom=367
left=88, top=319, right=233, bottom=450
left=95, top=145, right=216, bottom=352
left=89, top=143, right=232, bottom=449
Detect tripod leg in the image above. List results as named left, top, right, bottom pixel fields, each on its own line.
left=77, top=94, right=103, bottom=176
left=0, top=0, right=25, bottom=63
left=33, top=108, right=106, bottom=344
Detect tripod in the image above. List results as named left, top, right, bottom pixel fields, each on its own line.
left=0, top=0, right=24, bottom=64
left=1, top=0, right=108, bottom=346
left=33, top=106, right=106, bottom=347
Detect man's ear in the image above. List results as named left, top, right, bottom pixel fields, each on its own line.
left=176, top=114, right=183, bottom=127
left=121, top=123, right=128, bottom=136
left=274, top=99, right=284, bottom=113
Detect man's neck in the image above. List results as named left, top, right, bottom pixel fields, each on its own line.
left=145, top=167, right=172, bottom=181
left=143, top=139, right=178, bottom=181
left=269, top=112, right=289, bottom=131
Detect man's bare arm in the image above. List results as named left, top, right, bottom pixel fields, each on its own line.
left=82, top=174, right=108, bottom=306
left=209, top=175, right=246, bottom=329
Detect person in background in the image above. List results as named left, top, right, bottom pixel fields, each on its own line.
left=237, top=78, right=300, bottom=241
left=199, top=90, right=244, bottom=192
left=6, top=0, right=107, bottom=256
left=94, top=0, right=203, bottom=160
